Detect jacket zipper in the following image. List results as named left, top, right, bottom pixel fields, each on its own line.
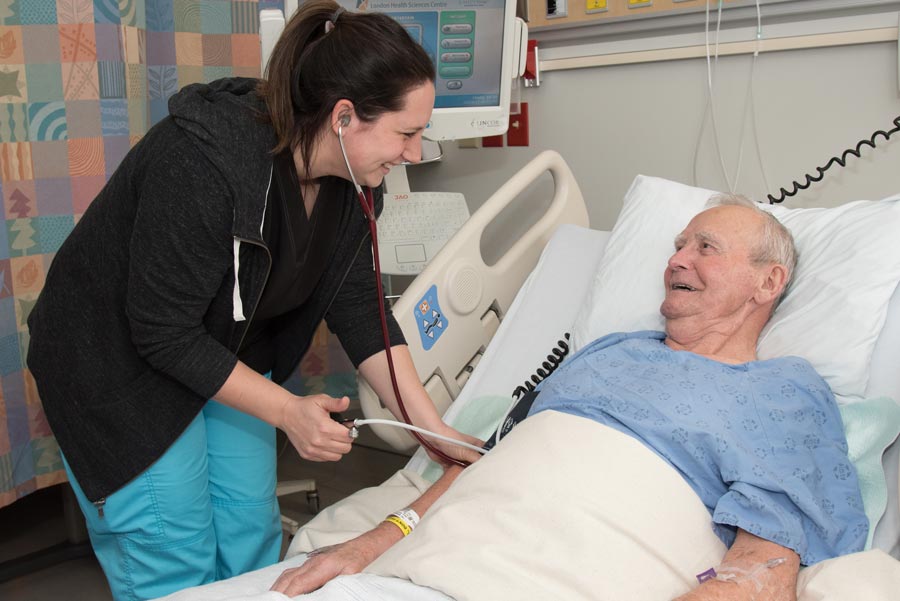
left=94, top=498, right=106, bottom=518
left=236, top=178, right=370, bottom=369
left=234, top=166, right=274, bottom=351
left=234, top=236, right=272, bottom=353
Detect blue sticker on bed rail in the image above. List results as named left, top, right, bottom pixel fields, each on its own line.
left=414, top=285, right=447, bottom=351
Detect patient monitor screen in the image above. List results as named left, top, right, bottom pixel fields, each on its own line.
left=365, top=0, right=512, bottom=140
left=367, top=0, right=504, bottom=109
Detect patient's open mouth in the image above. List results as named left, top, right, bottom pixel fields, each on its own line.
left=672, top=284, right=696, bottom=291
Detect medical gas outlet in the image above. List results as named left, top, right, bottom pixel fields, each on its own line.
left=547, top=0, right=567, bottom=19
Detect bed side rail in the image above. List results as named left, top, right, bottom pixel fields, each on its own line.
left=358, top=150, right=589, bottom=451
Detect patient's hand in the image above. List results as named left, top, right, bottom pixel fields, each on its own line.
left=673, top=578, right=795, bottom=601
left=270, top=523, right=402, bottom=596
left=672, top=530, right=799, bottom=601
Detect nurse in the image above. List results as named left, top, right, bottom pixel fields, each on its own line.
left=26, top=1, right=479, bottom=598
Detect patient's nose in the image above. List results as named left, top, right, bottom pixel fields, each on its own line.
left=668, top=247, right=691, bottom=269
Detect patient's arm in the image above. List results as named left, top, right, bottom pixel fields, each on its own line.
left=359, top=347, right=483, bottom=465
left=270, top=465, right=464, bottom=596
left=673, top=529, right=800, bottom=601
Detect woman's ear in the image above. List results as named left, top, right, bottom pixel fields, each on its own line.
left=330, top=99, right=355, bottom=134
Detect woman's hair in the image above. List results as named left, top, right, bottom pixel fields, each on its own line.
left=257, top=0, right=435, bottom=176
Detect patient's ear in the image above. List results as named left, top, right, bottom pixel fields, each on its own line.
left=755, top=264, right=789, bottom=305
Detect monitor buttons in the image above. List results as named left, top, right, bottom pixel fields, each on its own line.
left=441, top=23, right=473, bottom=34
left=441, top=38, right=472, bottom=49
left=440, top=52, right=472, bottom=63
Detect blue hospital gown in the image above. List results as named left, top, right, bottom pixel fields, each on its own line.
left=529, top=331, right=867, bottom=565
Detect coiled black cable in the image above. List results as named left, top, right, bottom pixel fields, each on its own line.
left=511, top=333, right=570, bottom=400
left=767, top=115, right=900, bottom=204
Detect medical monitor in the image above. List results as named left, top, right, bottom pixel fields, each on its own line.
left=364, top=0, right=518, bottom=141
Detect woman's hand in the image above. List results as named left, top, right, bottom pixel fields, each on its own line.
left=422, top=422, right=484, bottom=466
left=279, top=394, right=354, bottom=462
left=270, top=525, right=399, bottom=596
left=214, top=363, right=354, bottom=462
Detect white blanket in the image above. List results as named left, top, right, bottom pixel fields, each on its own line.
left=368, top=411, right=726, bottom=600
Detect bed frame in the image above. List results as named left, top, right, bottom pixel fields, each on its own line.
left=358, top=150, right=589, bottom=450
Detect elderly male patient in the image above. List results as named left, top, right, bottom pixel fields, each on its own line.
left=273, top=196, right=867, bottom=600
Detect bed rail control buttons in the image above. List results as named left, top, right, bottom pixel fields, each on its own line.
left=415, top=285, right=448, bottom=351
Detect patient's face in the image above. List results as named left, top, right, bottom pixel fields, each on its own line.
left=661, top=206, right=767, bottom=325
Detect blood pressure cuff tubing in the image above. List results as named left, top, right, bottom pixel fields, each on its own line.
left=482, top=389, right=540, bottom=452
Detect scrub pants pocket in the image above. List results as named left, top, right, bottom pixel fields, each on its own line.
left=63, top=399, right=281, bottom=600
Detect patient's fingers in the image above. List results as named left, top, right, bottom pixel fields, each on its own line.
left=270, top=543, right=369, bottom=596
left=270, top=554, right=339, bottom=596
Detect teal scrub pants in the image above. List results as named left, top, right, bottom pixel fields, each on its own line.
left=63, top=400, right=282, bottom=601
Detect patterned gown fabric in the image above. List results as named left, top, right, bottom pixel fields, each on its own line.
left=530, top=330, right=868, bottom=564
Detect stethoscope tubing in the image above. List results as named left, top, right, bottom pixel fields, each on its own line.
left=338, top=123, right=470, bottom=468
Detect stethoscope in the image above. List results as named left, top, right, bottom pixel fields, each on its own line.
left=336, top=118, right=481, bottom=468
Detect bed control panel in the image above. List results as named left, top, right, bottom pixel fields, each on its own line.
left=414, top=285, right=450, bottom=351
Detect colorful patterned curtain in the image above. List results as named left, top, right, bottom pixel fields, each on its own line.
left=0, top=0, right=310, bottom=508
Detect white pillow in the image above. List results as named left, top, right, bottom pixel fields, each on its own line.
left=571, top=175, right=900, bottom=403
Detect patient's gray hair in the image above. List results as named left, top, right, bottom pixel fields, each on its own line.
left=706, top=193, right=797, bottom=306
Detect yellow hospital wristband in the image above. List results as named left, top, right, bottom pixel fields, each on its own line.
left=383, top=515, right=412, bottom=536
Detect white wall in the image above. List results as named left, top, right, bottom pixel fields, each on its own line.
left=410, top=38, right=900, bottom=232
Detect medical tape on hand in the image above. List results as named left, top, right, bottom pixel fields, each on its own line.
left=383, top=507, right=420, bottom=537
left=701, top=557, right=787, bottom=594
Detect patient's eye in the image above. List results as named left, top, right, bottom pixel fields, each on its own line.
left=698, top=236, right=720, bottom=253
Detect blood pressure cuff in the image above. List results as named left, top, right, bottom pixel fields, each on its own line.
left=482, top=389, right=540, bottom=452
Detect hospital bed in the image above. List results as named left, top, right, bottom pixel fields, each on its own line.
left=159, top=151, right=900, bottom=600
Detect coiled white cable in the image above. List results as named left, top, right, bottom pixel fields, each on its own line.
left=351, top=419, right=488, bottom=455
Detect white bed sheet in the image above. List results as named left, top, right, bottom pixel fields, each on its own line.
left=156, top=553, right=451, bottom=601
